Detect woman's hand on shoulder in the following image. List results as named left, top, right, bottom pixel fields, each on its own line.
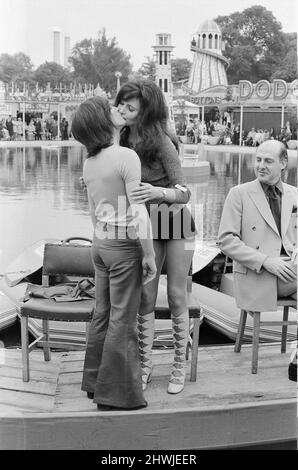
left=130, top=182, right=163, bottom=202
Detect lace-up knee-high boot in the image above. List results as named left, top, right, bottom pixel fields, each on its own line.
left=167, top=311, right=189, bottom=394
left=138, top=311, right=155, bottom=391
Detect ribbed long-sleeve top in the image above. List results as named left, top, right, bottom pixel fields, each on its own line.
left=136, top=134, right=191, bottom=204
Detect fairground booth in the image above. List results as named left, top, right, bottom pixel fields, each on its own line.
left=172, top=20, right=298, bottom=144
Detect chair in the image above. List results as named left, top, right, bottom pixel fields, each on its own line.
left=20, top=237, right=95, bottom=382
left=234, top=298, right=297, bottom=374
left=154, top=261, right=201, bottom=382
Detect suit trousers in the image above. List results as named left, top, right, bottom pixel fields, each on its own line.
left=81, top=235, right=146, bottom=408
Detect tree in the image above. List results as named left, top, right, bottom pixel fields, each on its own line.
left=171, top=58, right=191, bottom=82
left=0, top=52, right=34, bottom=85
left=270, top=33, right=298, bottom=81
left=271, top=49, right=298, bottom=81
left=214, top=5, right=296, bottom=83
left=70, top=29, right=133, bottom=95
left=226, top=45, right=258, bottom=82
left=136, top=57, right=156, bottom=81
left=33, top=62, right=72, bottom=89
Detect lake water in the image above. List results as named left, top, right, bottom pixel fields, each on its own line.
left=0, top=144, right=297, bottom=273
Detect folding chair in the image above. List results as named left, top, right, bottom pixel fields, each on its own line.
left=20, top=237, right=95, bottom=381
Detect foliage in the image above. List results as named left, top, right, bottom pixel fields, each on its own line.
left=69, top=29, right=133, bottom=95
left=0, top=52, right=34, bottom=84
left=136, top=57, right=156, bottom=81
left=214, top=5, right=297, bottom=83
left=33, top=62, right=72, bottom=89
left=171, top=58, right=192, bottom=82
left=271, top=33, right=298, bottom=81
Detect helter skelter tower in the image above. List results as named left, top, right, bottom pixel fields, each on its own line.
left=187, top=20, right=229, bottom=93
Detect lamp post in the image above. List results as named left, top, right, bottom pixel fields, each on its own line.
left=115, top=71, right=122, bottom=92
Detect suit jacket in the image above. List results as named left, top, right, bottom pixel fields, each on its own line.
left=218, top=179, right=297, bottom=311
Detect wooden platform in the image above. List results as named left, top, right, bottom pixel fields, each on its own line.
left=0, top=343, right=296, bottom=450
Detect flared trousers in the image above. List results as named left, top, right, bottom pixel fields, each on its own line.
left=81, top=235, right=146, bottom=408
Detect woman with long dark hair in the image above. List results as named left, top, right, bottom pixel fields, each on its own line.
left=115, top=79, right=196, bottom=394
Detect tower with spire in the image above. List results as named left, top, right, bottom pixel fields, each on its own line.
left=152, top=33, right=174, bottom=105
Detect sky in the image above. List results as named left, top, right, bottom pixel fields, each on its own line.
left=0, top=0, right=297, bottom=70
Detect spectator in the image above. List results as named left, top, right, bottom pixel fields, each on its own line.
left=278, top=127, right=291, bottom=148
left=1, top=126, right=10, bottom=140
left=244, top=127, right=256, bottom=146
left=15, top=117, right=23, bottom=140
left=34, top=118, right=42, bottom=140
left=60, top=117, right=69, bottom=140
left=26, top=120, right=36, bottom=140
left=45, top=118, right=53, bottom=140
left=5, top=116, right=14, bottom=140
left=232, top=124, right=240, bottom=145
left=269, top=127, right=276, bottom=140
left=51, top=118, right=58, bottom=140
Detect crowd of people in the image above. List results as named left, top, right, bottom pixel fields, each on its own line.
left=0, top=115, right=69, bottom=141
left=176, top=118, right=297, bottom=148
left=1, top=112, right=297, bottom=149
left=242, top=122, right=297, bottom=148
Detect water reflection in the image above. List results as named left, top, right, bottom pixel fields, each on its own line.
left=0, top=145, right=296, bottom=272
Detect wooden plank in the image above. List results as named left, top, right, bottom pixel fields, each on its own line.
left=1, top=348, right=62, bottom=364
left=0, top=344, right=296, bottom=422
left=0, top=366, right=58, bottom=383
left=56, top=372, right=82, bottom=385
left=59, top=361, right=84, bottom=373
left=0, top=398, right=295, bottom=450
left=0, top=389, right=55, bottom=412
left=54, top=361, right=296, bottom=413
left=60, top=351, right=86, bottom=361
left=0, top=376, right=57, bottom=396
left=1, top=359, right=60, bottom=375
left=0, top=404, right=29, bottom=416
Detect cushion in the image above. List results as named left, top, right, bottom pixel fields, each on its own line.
left=20, top=297, right=94, bottom=321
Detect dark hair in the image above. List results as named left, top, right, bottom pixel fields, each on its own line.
left=71, top=96, right=115, bottom=157
left=279, top=143, right=288, bottom=164
left=114, top=79, right=179, bottom=165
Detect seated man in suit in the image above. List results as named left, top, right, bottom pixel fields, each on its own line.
left=218, top=140, right=297, bottom=313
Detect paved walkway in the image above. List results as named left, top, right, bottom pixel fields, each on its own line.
left=1, top=139, right=297, bottom=158
left=0, top=139, right=81, bottom=148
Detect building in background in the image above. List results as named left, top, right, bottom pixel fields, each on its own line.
left=153, top=33, right=174, bottom=106
left=52, top=29, right=61, bottom=65
left=64, top=36, right=71, bottom=68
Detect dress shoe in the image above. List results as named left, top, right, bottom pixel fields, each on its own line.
left=87, top=391, right=94, bottom=399
left=97, top=401, right=148, bottom=411
left=288, top=362, right=297, bottom=382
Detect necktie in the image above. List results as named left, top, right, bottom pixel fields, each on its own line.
left=267, top=185, right=281, bottom=234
